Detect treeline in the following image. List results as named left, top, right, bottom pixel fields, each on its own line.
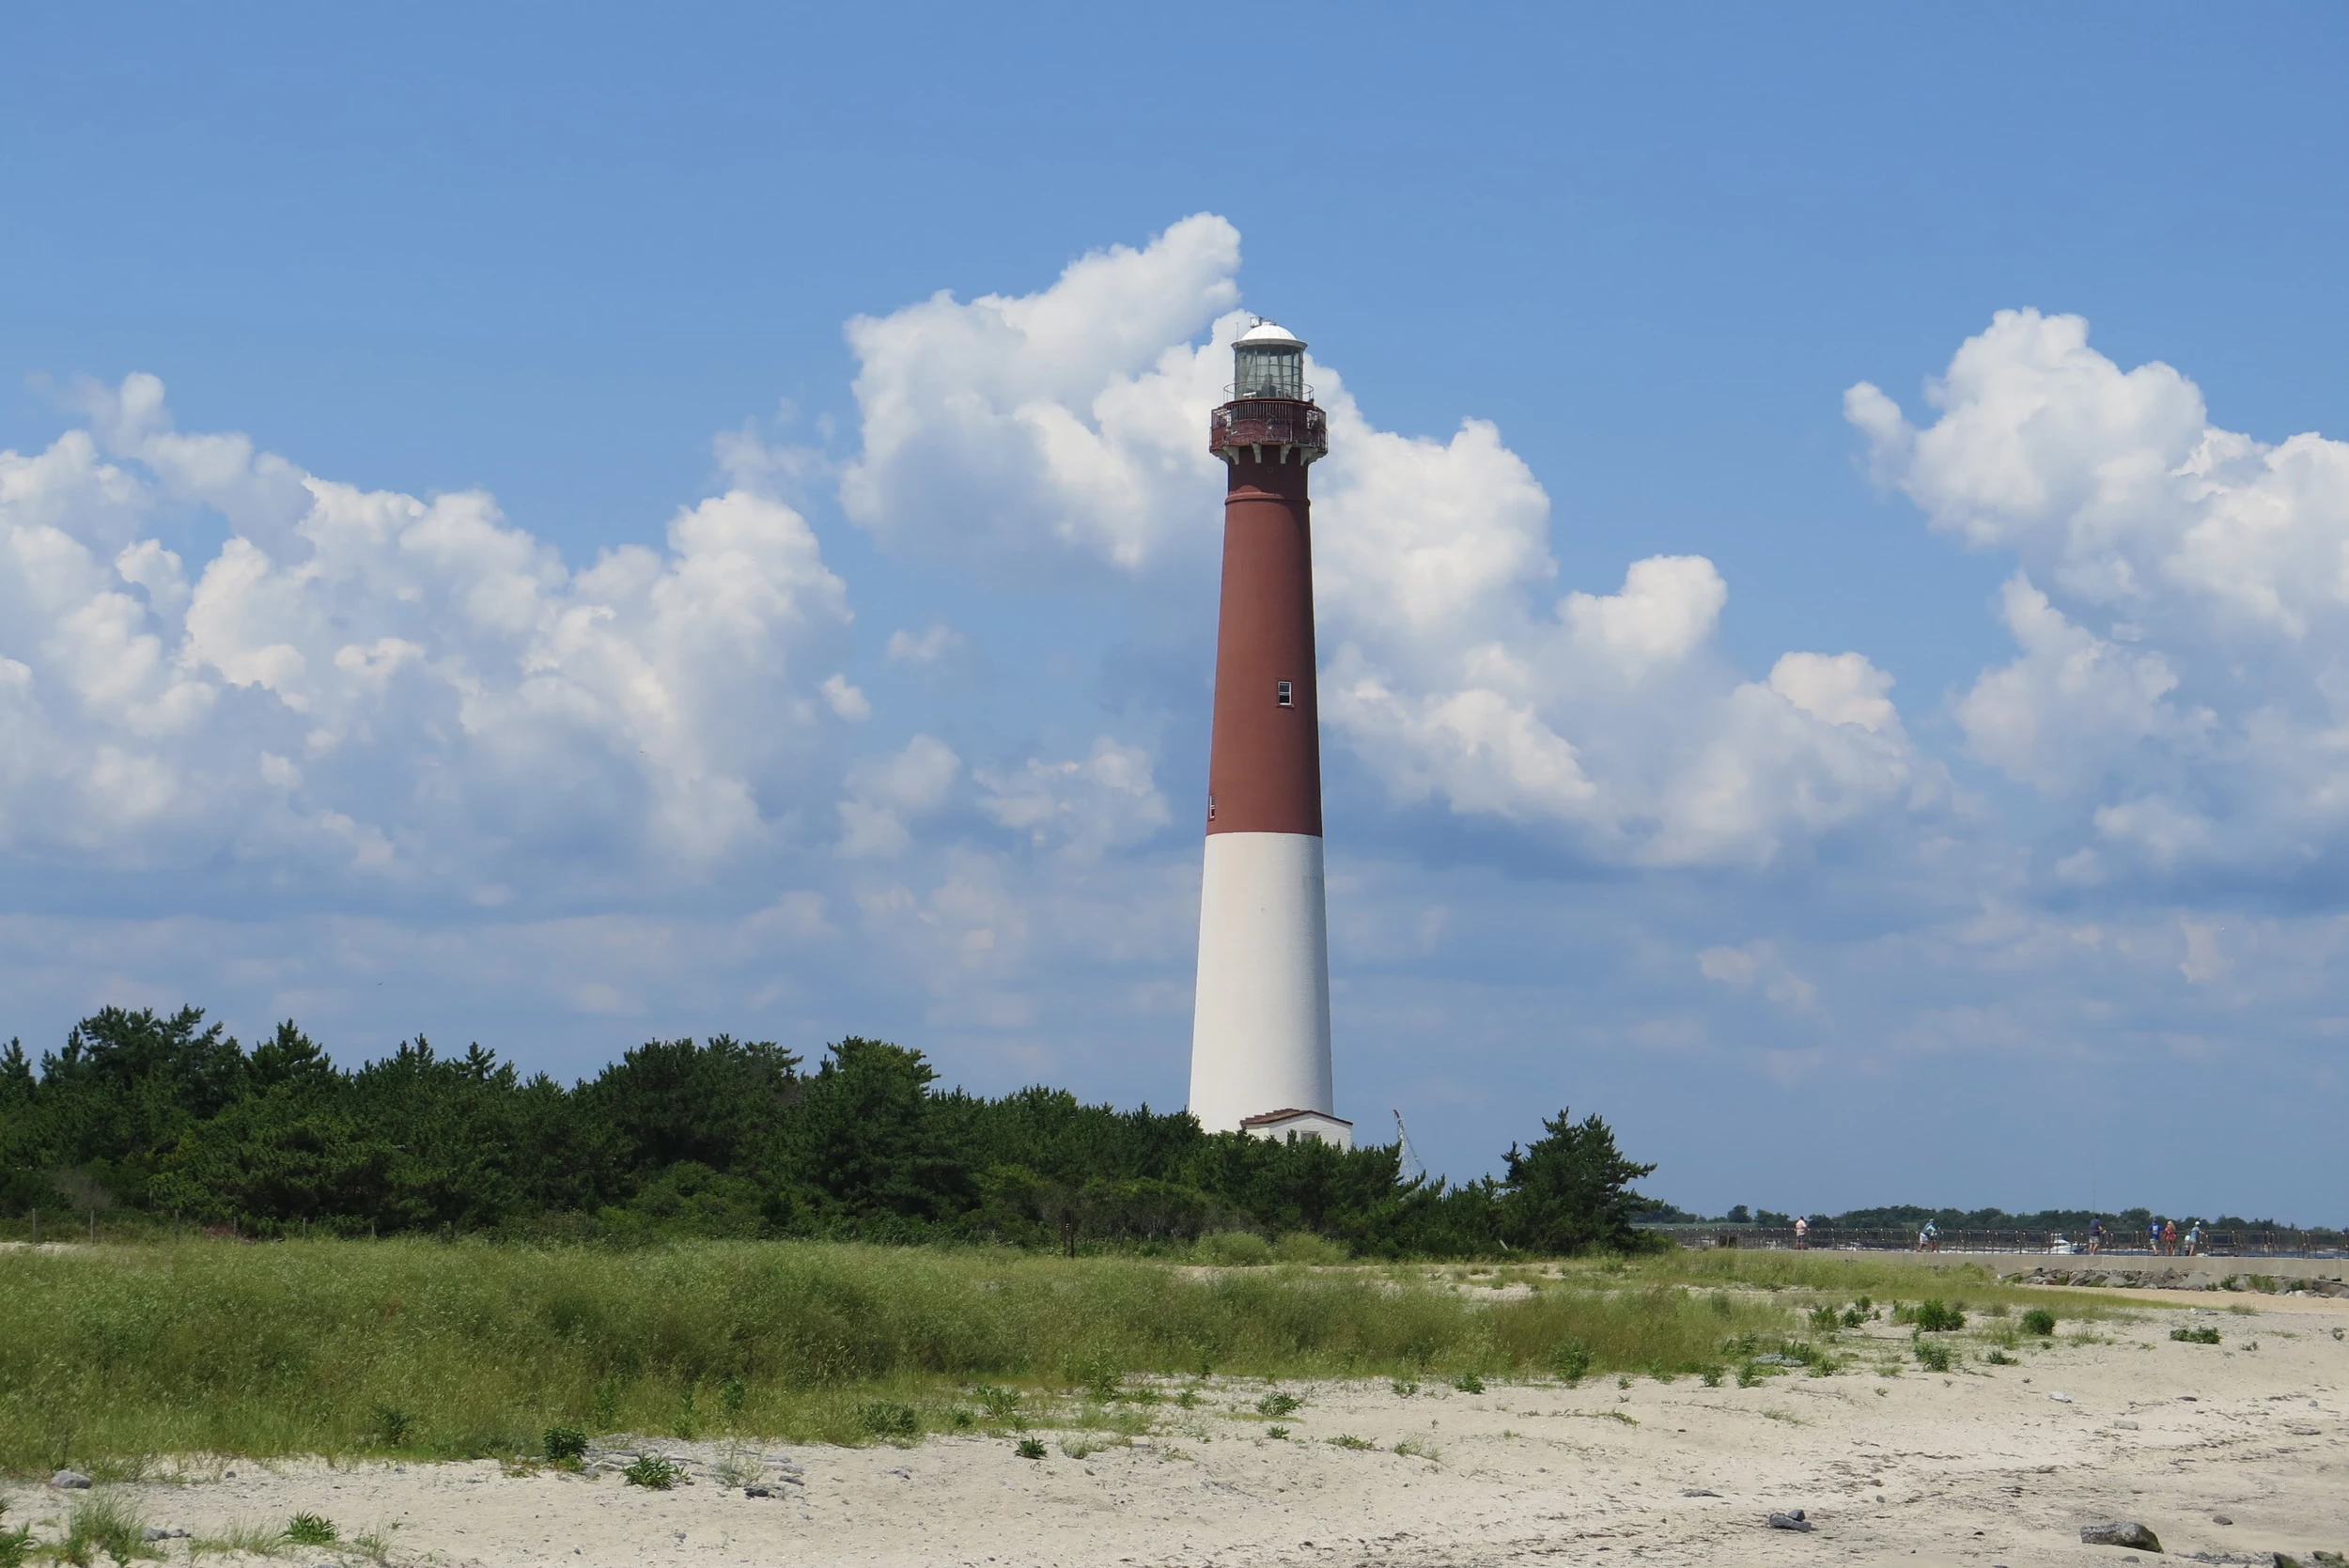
left=1636, top=1202, right=2297, bottom=1231
left=0, top=1006, right=1659, bottom=1258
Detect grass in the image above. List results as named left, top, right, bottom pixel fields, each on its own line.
left=283, top=1513, right=337, bottom=1546
left=0, top=1239, right=2111, bottom=1468
left=2170, top=1326, right=2223, bottom=1344
left=58, top=1494, right=159, bottom=1566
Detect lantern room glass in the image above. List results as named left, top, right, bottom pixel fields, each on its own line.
left=1233, top=342, right=1304, bottom=400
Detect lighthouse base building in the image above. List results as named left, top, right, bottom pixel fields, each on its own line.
left=1186, top=320, right=1350, bottom=1150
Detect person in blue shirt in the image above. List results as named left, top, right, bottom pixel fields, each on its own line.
left=2089, top=1217, right=2105, bottom=1255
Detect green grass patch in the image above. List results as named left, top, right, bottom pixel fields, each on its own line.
left=1, top=1237, right=1819, bottom=1467
left=2170, top=1326, right=2222, bottom=1344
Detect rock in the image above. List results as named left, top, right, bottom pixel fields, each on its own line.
left=142, top=1528, right=190, bottom=1541
left=2079, top=1520, right=2162, bottom=1551
left=2115, top=1420, right=2141, bottom=1430
left=1766, top=1510, right=1812, bottom=1532
left=2050, top=1391, right=2074, bottom=1403
left=744, top=1484, right=777, bottom=1498
left=1681, top=1488, right=1719, bottom=1498
left=50, top=1469, right=92, bottom=1489
left=2212, top=1515, right=2232, bottom=1526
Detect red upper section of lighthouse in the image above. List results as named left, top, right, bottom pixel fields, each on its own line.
left=1204, top=323, right=1326, bottom=838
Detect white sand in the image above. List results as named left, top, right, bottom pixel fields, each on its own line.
left=8, top=1290, right=2343, bottom=1567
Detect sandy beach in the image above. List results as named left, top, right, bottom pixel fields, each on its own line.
left=7, top=1285, right=2341, bottom=1568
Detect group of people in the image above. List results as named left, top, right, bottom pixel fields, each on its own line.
left=2084, top=1216, right=2206, bottom=1255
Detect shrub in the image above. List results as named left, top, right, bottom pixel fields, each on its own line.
left=1912, top=1299, right=1966, bottom=1333
left=1698, top=1364, right=1723, bottom=1387
left=286, top=1513, right=339, bottom=1546
left=1255, top=1390, right=1301, bottom=1418
left=623, top=1454, right=685, bottom=1489
left=1015, top=1436, right=1046, bottom=1459
left=1452, top=1372, right=1485, bottom=1394
left=1193, top=1232, right=1275, bottom=1266
left=1266, top=1425, right=1291, bottom=1439
left=1327, top=1434, right=1374, bottom=1451
left=1550, top=1341, right=1593, bottom=1384
left=1983, top=1349, right=2016, bottom=1365
left=1272, top=1232, right=1350, bottom=1265
left=1841, top=1307, right=1867, bottom=1328
left=543, top=1427, right=588, bottom=1463
left=2019, top=1308, right=2057, bottom=1336
left=1392, top=1436, right=1440, bottom=1462
left=1914, top=1342, right=1952, bottom=1373
left=2170, top=1326, right=2222, bottom=1344
left=1391, top=1377, right=1419, bottom=1398
left=368, top=1404, right=413, bottom=1447
left=975, top=1385, right=1020, bottom=1422
left=1809, top=1305, right=1841, bottom=1333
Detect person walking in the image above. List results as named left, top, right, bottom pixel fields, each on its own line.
left=2149, top=1218, right=2163, bottom=1254
left=2162, top=1219, right=2178, bottom=1256
left=1795, top=1215, right=1809, bottom=1250
left=2088, top=1216, right=2104, bottom=1255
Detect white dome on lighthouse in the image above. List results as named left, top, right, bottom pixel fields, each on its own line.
left=1236, top=318, right=1305, bottom=349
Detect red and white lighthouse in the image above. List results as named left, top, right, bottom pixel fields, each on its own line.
left=1188, top=320, right=1349, bottom=1148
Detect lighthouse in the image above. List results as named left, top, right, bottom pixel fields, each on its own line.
left=1187, top=320, right=1350, bottom=1148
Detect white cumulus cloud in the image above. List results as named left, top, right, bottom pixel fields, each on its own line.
left=0, top=376, right=860, bottom=896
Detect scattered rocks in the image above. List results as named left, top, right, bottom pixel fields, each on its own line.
left=1766, top=1509, right=1812, bottom=1532
left=2080, top=1520, right=2163, bottom=1552
left=142, top=1527, right=190, bottom=1542
left=50, top=1469, right=92, bottom=1489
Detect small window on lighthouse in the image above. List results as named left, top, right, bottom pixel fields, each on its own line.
left=1276, top=680, right=1294, bottom=707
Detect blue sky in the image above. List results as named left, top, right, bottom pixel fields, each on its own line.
left=5, top=6, right=2347, bottom=1219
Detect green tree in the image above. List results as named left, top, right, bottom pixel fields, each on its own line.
left=773, top=1038, right=971, bottom=1226
left=1497, top=1109, right=1658, bottom=1256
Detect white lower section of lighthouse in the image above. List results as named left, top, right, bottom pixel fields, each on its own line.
left=1188, top=831, right=1341, bottom=1142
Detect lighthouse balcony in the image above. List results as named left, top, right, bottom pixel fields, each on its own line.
left=1210, top=399, right=1329, bottom=461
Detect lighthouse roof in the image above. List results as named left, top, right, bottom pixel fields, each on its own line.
left=1236, top=318, right=1305, bottom=349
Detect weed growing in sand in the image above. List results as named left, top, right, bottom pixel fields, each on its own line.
left=543, top=1426, right=588, bottom=1463
left=1265, top=1425, right=1291, bottom=1440
left=1328, top=1434, right=1375, bottom=1451
left=623, top=1453, right=685, bottom=1489
left=1392, top=1436, right=1441, bottom=1462
left=0, top=1502, right=29, bottom=1568
left=2020, top=1308, right=2057, bottom=1336
left=2170, top=1327, right=2222, bottom=1344
left=284, top=1514, right=338, bottom=1547
left=1255, top=1390, right=1301, bottom=1418
left=1983, top=1350, right=2017, bottom=1366
left=1809, top=1305, right=1841, bottom=1333
left=1452, top=1373, right=1485, bottom=1394
left=1391, top=1377, right=1419, bottom=1397
left=347, top=1526, right=398, bottom=1566
left=57, top=1494, right=159, bottom=1565
left=192, top=1516, right=292, bottom=1558
left=975, top=1385, right=1021, bottom=1423
left=1841, top=1307, right=1868, bottom=1327
left=1735, top=1361, right=1764, bottom=1388
left=1015, top=1437, right=1046, bottom=1459
left=713, top=1447, right=763, bottom=1487
left=1057, top=1436, right=1106, bottom=1459
left=1550, top=1342, right=1592, bottom=1384
left=1914, top=1342, right=1953, bottom=1374
left=1698, top=1365, right=1722, bottom=1387
left=1911, top=1299, right=1966, bottom=1332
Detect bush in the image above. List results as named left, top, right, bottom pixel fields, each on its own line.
left=1912, top=1298, right=1966, bottom=1332
left=1452, top=1372, right=1485, bottom=1394
left=1808, top=1305, right=1841, bottom=1332
left=2019, top=1308, right=2057, bottom=1336
left=1273, top=1232, right=1350, bottom=1265
left=2170, top=1326, right=2221, bottom=1344
left=623, top=1454, right=684, bottom=1489
left=1255, top=1390, right=1301, bottom=1418
left=1914, top=1342, right=1952, bottom=1373
left=1550, top=1340, right=1594, bottom=1384
left=1014, top=1437, right=1046, bottom=1460
left=543, top=1426, right=588, bottom=1463
left=974, top=1385, right=1020, bottom=1422
left=1192, top=1232, right=1275, bottom=1266
left=285, top=1514, right=338, bottom=1546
